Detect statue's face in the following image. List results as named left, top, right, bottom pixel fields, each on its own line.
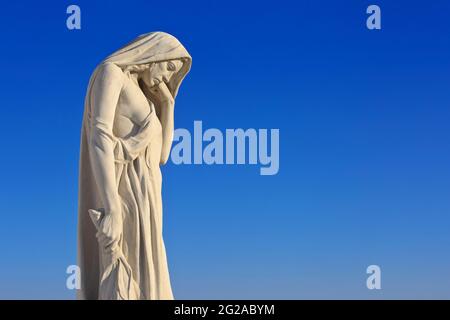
left=141, top=60, right=183, bottom=88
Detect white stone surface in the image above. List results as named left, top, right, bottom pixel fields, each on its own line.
left=77, top=32, right=192, bottom=300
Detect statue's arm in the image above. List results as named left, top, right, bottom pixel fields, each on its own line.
left=158, top=98, right=174, bottom=165
left=150, top=82, right=175, bottom=165
left=88, top=63, right=124, bottom=214
left=141, top=80, right=175, bottom=165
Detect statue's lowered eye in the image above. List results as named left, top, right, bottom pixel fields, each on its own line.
left=167, top=61, right=176, bottom=72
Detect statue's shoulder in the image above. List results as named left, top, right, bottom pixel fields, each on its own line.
left=96, top=62, right=124, bottom=84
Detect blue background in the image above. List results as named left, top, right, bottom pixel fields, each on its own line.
left=0, top=0, right=449, bottom=299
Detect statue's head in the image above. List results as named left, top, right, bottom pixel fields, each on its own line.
left=140, top=59, right=184, bottom=88
left=103, top=32, right=192, bottom=97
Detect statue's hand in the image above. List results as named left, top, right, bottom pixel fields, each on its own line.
left=148, top=82, right=174, bottom=106
left=89, top=207, right=123, bottom=253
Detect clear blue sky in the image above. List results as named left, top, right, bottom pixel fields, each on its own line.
left=1, top=0, right=450, bottom=299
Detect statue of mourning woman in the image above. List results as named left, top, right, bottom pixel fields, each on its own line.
left=77, top=32, right=192, bottom=300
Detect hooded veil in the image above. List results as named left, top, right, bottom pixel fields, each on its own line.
left=77, top=32, right=191, bottom=300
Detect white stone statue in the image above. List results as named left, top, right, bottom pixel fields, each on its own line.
left=77, top=32, right=192, bottom=300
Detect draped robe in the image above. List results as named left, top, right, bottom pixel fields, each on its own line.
left=77, top=32, right=191, bottom=300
